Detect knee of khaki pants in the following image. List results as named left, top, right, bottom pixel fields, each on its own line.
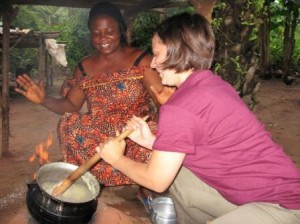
left=169, top=167, right=236, bottom=224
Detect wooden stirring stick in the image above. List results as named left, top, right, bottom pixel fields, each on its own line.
left=51, top=116, right=148, bottom=197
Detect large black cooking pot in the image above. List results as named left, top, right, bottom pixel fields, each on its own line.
left=26, top=162, right=100, bottom=224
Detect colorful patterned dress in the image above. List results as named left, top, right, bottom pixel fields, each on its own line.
left=57, top=54, right=157, bottom=186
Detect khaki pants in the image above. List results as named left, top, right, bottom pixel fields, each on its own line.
left=169, top=167, right=300, bottom=224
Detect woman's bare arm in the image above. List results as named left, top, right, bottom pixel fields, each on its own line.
left=99, top=139, right=185, bottom=192
left=15, top=67, right=86, bottom=114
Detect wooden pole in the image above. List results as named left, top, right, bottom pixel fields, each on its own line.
left=45, top=52, right=50, bottom=87
left=49, top=55, right=54, bottom=87
left=38, top=33, right=47, bottom=88
left=1, top=6, right=12, bottom=157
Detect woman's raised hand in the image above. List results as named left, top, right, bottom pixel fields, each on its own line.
left=15, top=74, right=46, bottom=104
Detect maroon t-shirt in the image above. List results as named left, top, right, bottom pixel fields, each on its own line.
left=153, top=70, right=300, bottom=209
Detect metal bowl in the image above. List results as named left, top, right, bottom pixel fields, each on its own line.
left=149, top=197, right=177, bottom=224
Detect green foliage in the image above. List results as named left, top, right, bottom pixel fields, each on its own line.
left=12, top=6, right=67, bottom=31
left=10, top=6, right=91, bottom=74
left=269, top=1, right=300, bottom=70
left=131, top=12, right=160, bottom=51
left=212, top=0, right=257, bottom=89
left=131, top=6, right=195, bottom=51
left=8, top=2, right=300, bottom=80
left=213, top=56, right=247, bottom=90
left=231, top=56, right=246, bottom=76
left=10, top=48, right=38, bottom=77
left=57, top=8, right=91, bottom=68
left=12, top=6, right=43, bottom=30
left=213, top=0, right=299, bottom=81
left=212, top=2, right=226, bottom=29
left=10, top=6, right=49, bottom=73
left=294, top=26, right=300, bottom=62
left=165, top=6, right=195, bottom=16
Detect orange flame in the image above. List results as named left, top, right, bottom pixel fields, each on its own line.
left=28, top=133, right=53, bottom=179
left=35, top=144, right=49, bottom=164
left=32, top=173, right=37, bottom=180
left=28, top=154, right=36, bottom=162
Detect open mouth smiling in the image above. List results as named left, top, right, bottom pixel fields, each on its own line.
left=101, top=43, right=110, bottom=48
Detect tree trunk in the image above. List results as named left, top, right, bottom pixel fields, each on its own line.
left=213, top=0, right=261, bottom=109
left=258, top=0, right=271, bottom=79
left=282, top=1, right=299, bottom=79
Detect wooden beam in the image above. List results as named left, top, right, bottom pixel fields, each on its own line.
left=9, top=0, right=149, bottom=10
left=38, top=33, right=46, bottom=84
left=9, top=0, right=99, bottom=8
left=0, top=31, right=60, bottom=49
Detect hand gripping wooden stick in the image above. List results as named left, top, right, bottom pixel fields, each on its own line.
left=51, top=116, right=148, bottom=197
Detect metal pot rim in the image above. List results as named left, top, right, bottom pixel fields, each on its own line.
left=36, top=162, right=100, bottom=203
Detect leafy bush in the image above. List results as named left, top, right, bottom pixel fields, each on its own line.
left=131, top=12, right=160, bottom=51
left=131, top=7, right=194, bottom=51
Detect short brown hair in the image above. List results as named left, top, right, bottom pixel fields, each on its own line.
left=154, top=12, right=215, bottom=73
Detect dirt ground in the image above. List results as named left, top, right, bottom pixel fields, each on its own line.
left=0, top=77, right=300, bottom=223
